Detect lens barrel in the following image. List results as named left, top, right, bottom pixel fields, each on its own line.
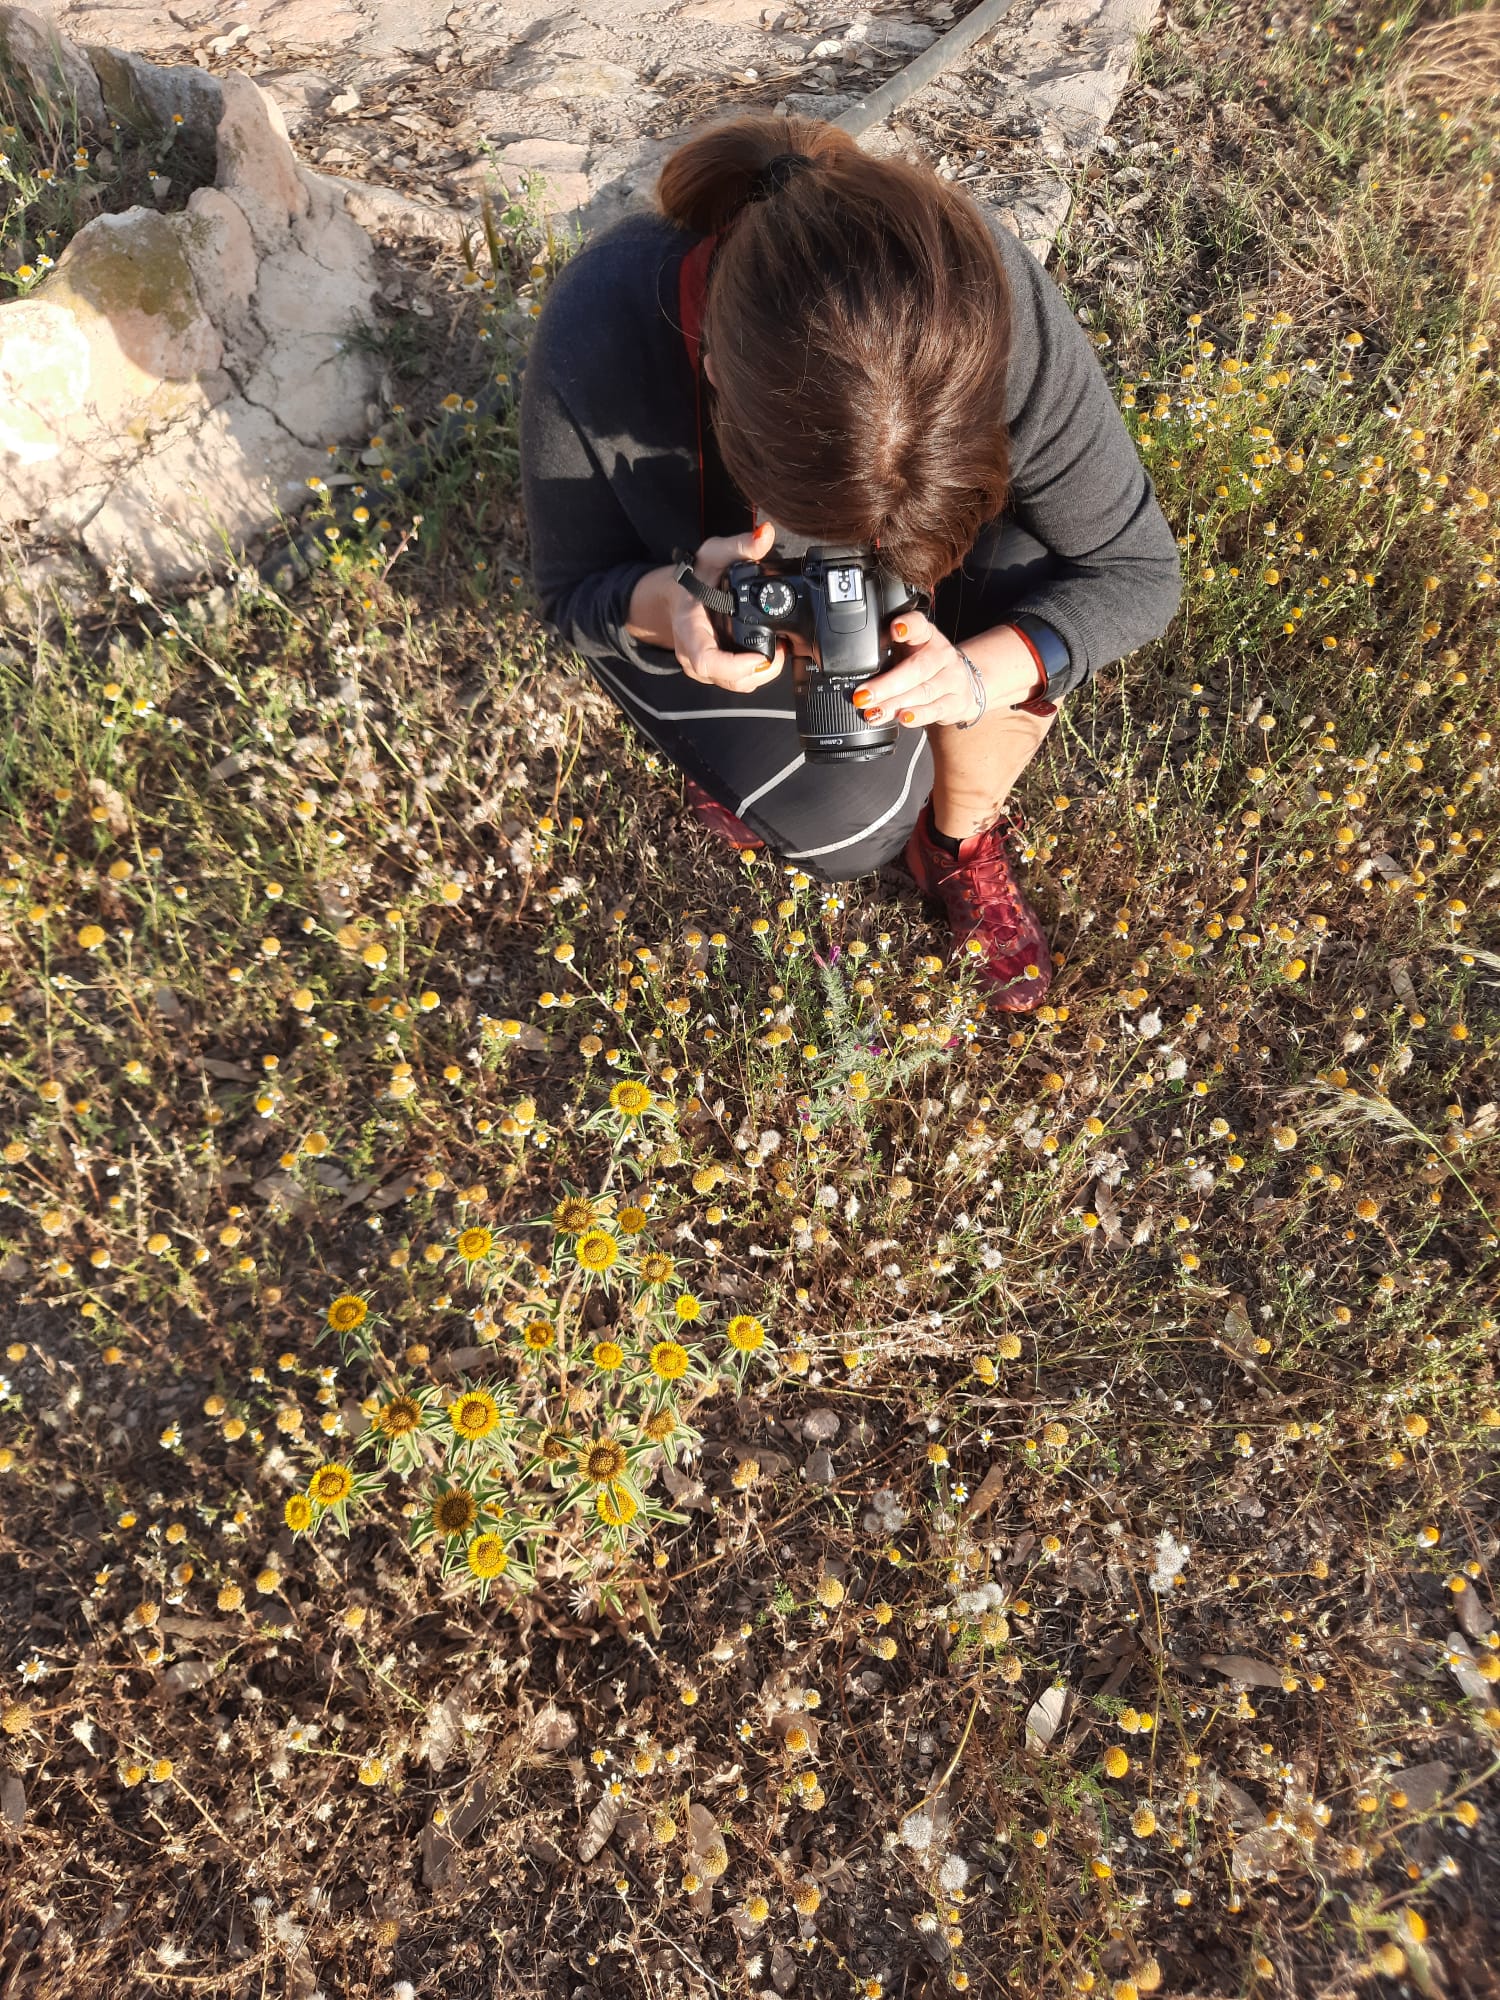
left=796, top=672, right=898, bottom=763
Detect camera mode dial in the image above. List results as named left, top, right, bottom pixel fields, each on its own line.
left=756, top=578, right=797, bottom=620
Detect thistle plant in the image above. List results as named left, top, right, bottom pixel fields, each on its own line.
left=285, top=1080, right=776, bottom=1597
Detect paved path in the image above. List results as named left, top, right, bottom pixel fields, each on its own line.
left=30, top=0, right=1158, bottom=262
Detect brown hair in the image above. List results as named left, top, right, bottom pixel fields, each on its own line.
left=656, top=114, right=1013, bottom=595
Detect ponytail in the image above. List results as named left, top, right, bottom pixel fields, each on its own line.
left=655, top=112, right=859, bottom=238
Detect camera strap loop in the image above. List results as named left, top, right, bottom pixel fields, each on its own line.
left=671, top=549, right=736, bottom=618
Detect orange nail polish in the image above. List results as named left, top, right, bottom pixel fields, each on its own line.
left=893, top=621, right=908, bottom=640
left=852, top=688, right=871, bottom=707
left=899, top=708, right=916, bottom=726
left=865, top=707, right=882, bottom=722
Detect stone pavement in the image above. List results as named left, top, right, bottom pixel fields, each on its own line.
left=27, top=0, right=1160, bottom=264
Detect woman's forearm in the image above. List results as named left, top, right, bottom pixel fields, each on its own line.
left=625, top=565, right=685, bottom=649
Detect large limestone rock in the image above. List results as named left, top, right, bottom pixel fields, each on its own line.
left=0, top=6, right=382, bottom=587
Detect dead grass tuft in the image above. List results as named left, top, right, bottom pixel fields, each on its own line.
left=1385, top=0, right=1500, bottom=123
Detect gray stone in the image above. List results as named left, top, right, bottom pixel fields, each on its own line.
left=327, top=174, right=470, bottom=245
left=0, top=6, right=105, bottom=128
left=773, top=91, right=860, bottom=121
left=182, top=187, right=260, bottom=333
left=258, top=68, right=338, bottom=136
left=0, top=11, right=380, bottom=585
left=498, top=138, right=589, bottom=173
left=864, top=19, right=940, bottom=53
left=82, top=398, right=313, bottom=582
left=0, top=546, right=98, bottom=629
left=214, top=70, right=311, bottom=252
left=531, top=59, right=638, bottom=101
left=0, top=206, right=225, bottom=525
left=456, top=158, right=590, bottom=217
left=680, top=0, right=772, bottom=22
left=81, top=39, right=223, bottom=147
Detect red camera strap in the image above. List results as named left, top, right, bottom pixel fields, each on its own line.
left=678, top=232, right=760, bottom=542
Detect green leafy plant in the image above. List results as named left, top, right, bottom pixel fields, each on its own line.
left=286, top=1083, right=776, bottom=1596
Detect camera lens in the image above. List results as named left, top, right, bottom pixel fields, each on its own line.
left=795, top=675, right=897, bottom=763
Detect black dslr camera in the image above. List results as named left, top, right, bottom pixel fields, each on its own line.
left=679, top=545, right=927, bottom=764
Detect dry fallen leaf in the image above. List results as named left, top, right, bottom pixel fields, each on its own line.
left=195, top=1056, right=254, bottom=1082
left=1200, top=1652, right=1286, bottom=1689
left=577, top=1793, right=620, bottom=1864
left=1453, top=1578, right=1495, bottom=1644
left=1445, top=1633, right=1492, bottom=1706
left=1395, top=1761, right=1452, bottom=1813
left=1025, top=1683, right=1068, bottom=1751
left=962, top=1463, right=1007, bottom=1522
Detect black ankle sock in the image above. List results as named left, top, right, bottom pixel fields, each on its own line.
left=929, top=823, right=962, bottom=857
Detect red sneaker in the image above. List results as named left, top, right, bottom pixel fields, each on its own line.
left=904, top=800, right=1053, bottom=1011
left=685, top=777, right=764, bottom=850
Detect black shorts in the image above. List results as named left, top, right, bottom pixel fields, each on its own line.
left=587, top=515, right=1070, bottom=881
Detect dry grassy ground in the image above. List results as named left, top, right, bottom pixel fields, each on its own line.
left=1, top=2, right=1498, bottom=1996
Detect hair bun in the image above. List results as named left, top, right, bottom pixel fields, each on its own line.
left=748, top=152, right=813, bottom=204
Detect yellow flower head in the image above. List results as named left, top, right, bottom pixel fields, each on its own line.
left=522, top=1318, right=556, bottom=1352
left=576, top=1230, right=618, bottom=1273
left=673, top=1293, right=702, bottom=1323
left=449, top=1389, right=500, bottom=1441
left=592, top=1340, right=625, bottom=1372
left=596, top=1482, right=639, bottom=1527
left=284, top=1493, right=313, bottom=1532
left=726, top=1315, right=765, bottom=1353
left=326, top=1294, right=368, bottom=1334
left=580, top=1437, right=628, bottom=1484
left=639, top=1250, right=676, bottom=1285
left=643, top=1407, right=677, bottom=1443
left=309, top=1462, right=353, bottom=1508
left=375, top=1394, right=422, bottom=1439
left=650, top=1339, right=690, bottom=1381
left=617, top=1206, right=648, bottom=1235
left=456, top=1226, right=493, bottom=1262
left=553, top=1197, right=595, bottom=1234
left=609, top=1080, right=653, bottom=1117
left=466, top=1533, right=508, bottom=1579
left=431, top=1488, right=479, bottom=1537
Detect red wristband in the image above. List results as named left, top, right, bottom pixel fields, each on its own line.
left=1007, top=622, right=1049, bottom=701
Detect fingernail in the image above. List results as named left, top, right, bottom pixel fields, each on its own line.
left=892, top=621, right=908, bottom=640
left=898, top=709, right=916, bottom=726
left=865, top=707, right=883, bottom=722
left=852, top=688, right=871, bottom=707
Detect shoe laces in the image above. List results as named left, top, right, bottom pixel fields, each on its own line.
left=941, top=824, right=1023, bottom=929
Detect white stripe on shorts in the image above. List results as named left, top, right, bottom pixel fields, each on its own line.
left=736, top=752, right=806, bottom=817
left=783, top=733, right=927, bottom=862
left=591, top=659, right=796, bottom=726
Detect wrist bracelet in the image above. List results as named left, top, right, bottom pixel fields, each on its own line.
left=954, top=648, right=987, bottom=730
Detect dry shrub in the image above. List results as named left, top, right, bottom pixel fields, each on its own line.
left=1384, top=0, right=1500, bottom=124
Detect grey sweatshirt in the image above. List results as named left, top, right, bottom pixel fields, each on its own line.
left=519, top=209, right=1181, bottom=704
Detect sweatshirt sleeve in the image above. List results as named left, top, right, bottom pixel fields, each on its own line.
left=991, top=229, right=1183, bottom=702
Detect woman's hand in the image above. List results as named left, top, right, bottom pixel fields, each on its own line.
left=851, top=611, right=1037, bottom=728
left=670, top=519, right=790, bottom=693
